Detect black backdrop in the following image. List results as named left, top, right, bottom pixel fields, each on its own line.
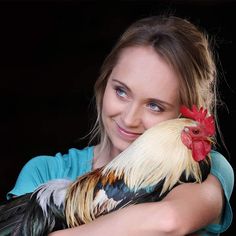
left=0, top=1, right=235, bottom=235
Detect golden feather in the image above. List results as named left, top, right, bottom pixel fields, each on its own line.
left=102, top=118, right=210, bottom=193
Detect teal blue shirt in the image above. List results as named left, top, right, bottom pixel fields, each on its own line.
left=7, top=147, right=234, bottom=235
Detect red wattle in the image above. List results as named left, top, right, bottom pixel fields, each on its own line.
left=192, top=140, right=211, bottom=162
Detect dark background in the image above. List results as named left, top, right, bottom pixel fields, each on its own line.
left=0, top=0, right=235, bottom=234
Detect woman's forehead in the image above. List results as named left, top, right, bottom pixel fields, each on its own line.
left=110, top=46, right=180, bottom=102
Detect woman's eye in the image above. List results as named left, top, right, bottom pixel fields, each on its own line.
left=147, top=102, right=161, bottom=112
left=115, top=87, right=127, bottom=98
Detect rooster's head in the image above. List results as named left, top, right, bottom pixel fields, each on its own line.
left=180, top=105, right=215, bottom=162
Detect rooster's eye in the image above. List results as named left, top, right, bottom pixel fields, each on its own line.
left=192, top=129, right=200, bottom=135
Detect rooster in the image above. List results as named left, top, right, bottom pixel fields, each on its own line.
left=0, top=105, right=215, bottom=235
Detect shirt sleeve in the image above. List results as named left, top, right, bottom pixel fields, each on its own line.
left=6, top=147, right=94, bottom=200
left=6, top=155, right=63, bottom=199
left=205, top=150, right=234, bottom=234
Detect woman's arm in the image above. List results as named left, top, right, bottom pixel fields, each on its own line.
left=49, top=174, right=223, bottom=236
left=162, top=174, right=223, bottom=234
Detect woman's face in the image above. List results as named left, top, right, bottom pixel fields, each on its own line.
left=102, top=46, right=180, bottom=156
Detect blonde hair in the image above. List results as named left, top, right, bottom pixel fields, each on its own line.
left=89, top=15, right=220, bottom=154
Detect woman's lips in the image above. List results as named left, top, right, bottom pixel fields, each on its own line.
left=116, top=123, right=142, bottom=140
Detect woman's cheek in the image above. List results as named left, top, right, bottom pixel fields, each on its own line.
left=103, top=90, right=121, bottom=117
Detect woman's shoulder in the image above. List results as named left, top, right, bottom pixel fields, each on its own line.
left=205, top=150, right=234, bottom=234
left=26, top=146, right=94, bottom=177
left=7, top=146, right=95, bottom=198
left=27, top=146, right=94, bottom=167
left=210, top=150, right=234, bottom=192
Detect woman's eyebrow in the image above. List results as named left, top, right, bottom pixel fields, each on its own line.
left=111, top=79, right=131, bottom=92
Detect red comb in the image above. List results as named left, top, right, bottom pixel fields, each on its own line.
left=180, top=105, right=215, bottom=136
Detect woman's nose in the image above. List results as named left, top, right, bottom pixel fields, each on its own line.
left=121, top=103, right=142, bottom=127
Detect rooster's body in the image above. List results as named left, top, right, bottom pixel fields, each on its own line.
left=0, top=106, right=215, bottom=236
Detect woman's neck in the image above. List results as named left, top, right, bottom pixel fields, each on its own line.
left=92, top=144, right=120, bottom=170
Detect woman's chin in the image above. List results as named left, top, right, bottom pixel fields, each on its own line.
left=110, top=138, right=133, bottom=156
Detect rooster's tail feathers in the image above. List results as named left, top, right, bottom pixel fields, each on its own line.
left=18, top=179, right=73, bottom=236
left=35, top=179, right=73, bottom=217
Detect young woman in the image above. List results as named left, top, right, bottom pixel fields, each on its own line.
left=8, top=15, right=234, bottom=235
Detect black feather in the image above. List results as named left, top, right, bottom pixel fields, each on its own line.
left=0, top=181, right=69, bottom=236
left=11, top=192, right=67, bottom=236
left=0, top=194, right=31, bottom=236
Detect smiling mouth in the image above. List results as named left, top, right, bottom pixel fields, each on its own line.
left=116, top=123, right=142, bottom=140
